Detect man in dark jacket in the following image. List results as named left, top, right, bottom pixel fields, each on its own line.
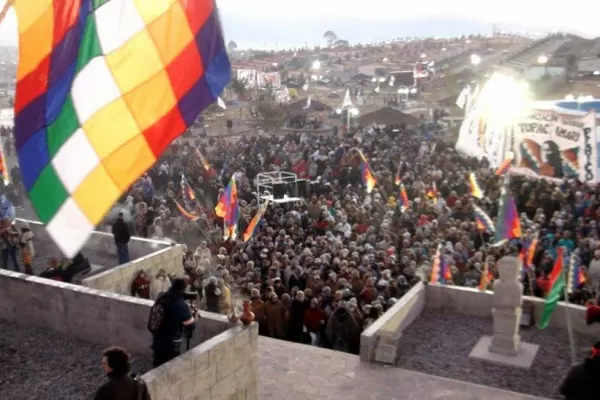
left=94, top=346, right=151, bottom=400
left=151, top=278, right=197, bottom=368
left=112, top=213, right=131, bottom=265
left=559, top=341, right=600, bottom=400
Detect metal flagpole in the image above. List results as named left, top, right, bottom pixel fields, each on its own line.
left=561, top=266, right=577, bottom=365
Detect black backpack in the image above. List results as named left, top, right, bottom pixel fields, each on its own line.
left=147, top=293, right=174, bottom=334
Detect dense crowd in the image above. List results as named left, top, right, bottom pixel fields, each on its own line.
left=103, top=116, right=600, bottom=355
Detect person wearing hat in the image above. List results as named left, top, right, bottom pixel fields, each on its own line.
left=559, top=341, right=600, bottom=399
left=148, top=278, right=196, bottom=368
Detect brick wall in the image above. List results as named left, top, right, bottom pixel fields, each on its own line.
left=81, top=244, right=185, bottom=295
left=143, top=324, right=259, bottom=400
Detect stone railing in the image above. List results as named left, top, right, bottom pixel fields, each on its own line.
left=426, top=284, right=600, bottom=337
left=81, top=244, right=185, bottom=295
left=360, top=281, right=426, bottom=364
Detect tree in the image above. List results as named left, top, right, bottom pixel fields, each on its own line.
left=333, top=39, right=349, bottom=48
left=228, top=77, right=247, bottom=99
left=254, top=84, right=286, bottom=133
left=323, top=31, right=337, bottom=47
left=227, top=40, right=238, bottom=53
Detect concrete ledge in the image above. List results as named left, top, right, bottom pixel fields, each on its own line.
left=0, top=269, right=259, bottom=400
left=81, top=244, right=185, bottom=295
left=143, top=323, right=259, bottom=400
left=16, top=218, right=171, bottom=272
left=425, top=284, right=600, bottom=337
left=0, top=269, right=230, bottom=354
left=360, top=281, right=426, bottom=363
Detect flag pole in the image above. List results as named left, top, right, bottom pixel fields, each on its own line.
left=561, top=267, right=577, bottom=365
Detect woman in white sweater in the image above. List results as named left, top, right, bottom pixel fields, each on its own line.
left=150, top=269, right=171, bottom=299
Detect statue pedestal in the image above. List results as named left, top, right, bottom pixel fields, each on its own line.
left=469, top=256, right=539, bottom=369
left=470, top=336, right=539, bottom=369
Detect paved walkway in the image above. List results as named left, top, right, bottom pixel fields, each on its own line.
left=258, top=338, right=547, bottom=400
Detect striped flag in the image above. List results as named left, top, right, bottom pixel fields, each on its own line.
left=468, top=172, right=483, bottom=199
left=243, top=202, right=268, bottom=242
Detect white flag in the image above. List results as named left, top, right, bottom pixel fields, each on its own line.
left=217, top=96, right=227, bottom=109
left=303, top=97, right=312, bottom=109
left=342, top=89, right=352, bottom=108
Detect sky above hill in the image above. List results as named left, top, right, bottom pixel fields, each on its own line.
left=1, top=0, right=598, bottom=48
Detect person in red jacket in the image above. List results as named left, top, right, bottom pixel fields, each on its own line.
left=303, top=298, right=327, bottom=347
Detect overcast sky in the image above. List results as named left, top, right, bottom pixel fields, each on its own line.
left=1, top=0, right=599, bottom=47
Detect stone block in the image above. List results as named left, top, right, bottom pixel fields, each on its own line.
left=210, top=380, right=237, bottom=400
left=469, top=336, right=539, bottom=369
left=245, top=385, right=258, bottom=400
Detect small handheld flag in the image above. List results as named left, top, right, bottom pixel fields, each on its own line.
left=399, top=184, right=410, bottom=211
left=358, top=150, right=377, bottom=193
left=493, top=186, right=521, bottom=243
left=474, top=206, right=494, bottom=233
left=495, top=152, right=514, bottom=176
left=567, top=252, right=586, bottom=294
left=429, top=245, right=443, bottom=284
left=469, top=172, right=483, bottom=199
left=243, top=202, right=269, bottom=242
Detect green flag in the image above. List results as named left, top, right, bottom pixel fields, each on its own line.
left=539, top=273, right=566, bottom=329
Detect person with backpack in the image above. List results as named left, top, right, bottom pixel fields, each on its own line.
left=148, top=278, right=197, bottom=368
left=94, top=346, right=151, bottom=400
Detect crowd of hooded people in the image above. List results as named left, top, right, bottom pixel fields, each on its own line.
left=106, top=117, right=600, bottom=356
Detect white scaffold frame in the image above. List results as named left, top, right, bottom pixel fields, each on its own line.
left=256, top=171, right=302, bottom=205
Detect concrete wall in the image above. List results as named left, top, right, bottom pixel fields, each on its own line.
left=360, top=282, right=426, bottom=363
left=143, top=324, right=259, bottom=400
left=0, top=269, right=230, bottom=354
left=16, top=218, right=170, bottom=267
left=0, top=269, right=258, bottom=400
left=82, top=244, right=185, bottom=295
left=426, top=284, right=600, bottom=337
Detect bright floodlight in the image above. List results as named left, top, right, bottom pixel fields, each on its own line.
left=349, top=107, right=360, bottom=116
left=312, top=60, right=321, bottom=70
left=537, top=55, right=548, bottom=65
left=470, top=54, right=481, bottom=65
left=477, top=72, right=532, bottom=129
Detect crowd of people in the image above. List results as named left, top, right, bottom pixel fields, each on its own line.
left=93, top=114, right=600, bottom=358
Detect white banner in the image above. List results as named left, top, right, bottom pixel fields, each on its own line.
left=509, top=110, right=598, bottom=183
left=455, top=86, right=505, bottom=168
left=236, top=69, right=257, bottom=88
left=257, top=72, right=281, bottom=89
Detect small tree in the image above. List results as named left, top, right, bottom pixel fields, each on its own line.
left=228, top=77, right=247, bottom=99
left=254, top=84, right=286, bottom=133
left=323, top=31, right=337, bottom=47
left=227, top=40, right=238, bottom=53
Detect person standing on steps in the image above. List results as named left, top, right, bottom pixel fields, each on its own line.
left=112, top=212, right=131, bottom=265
